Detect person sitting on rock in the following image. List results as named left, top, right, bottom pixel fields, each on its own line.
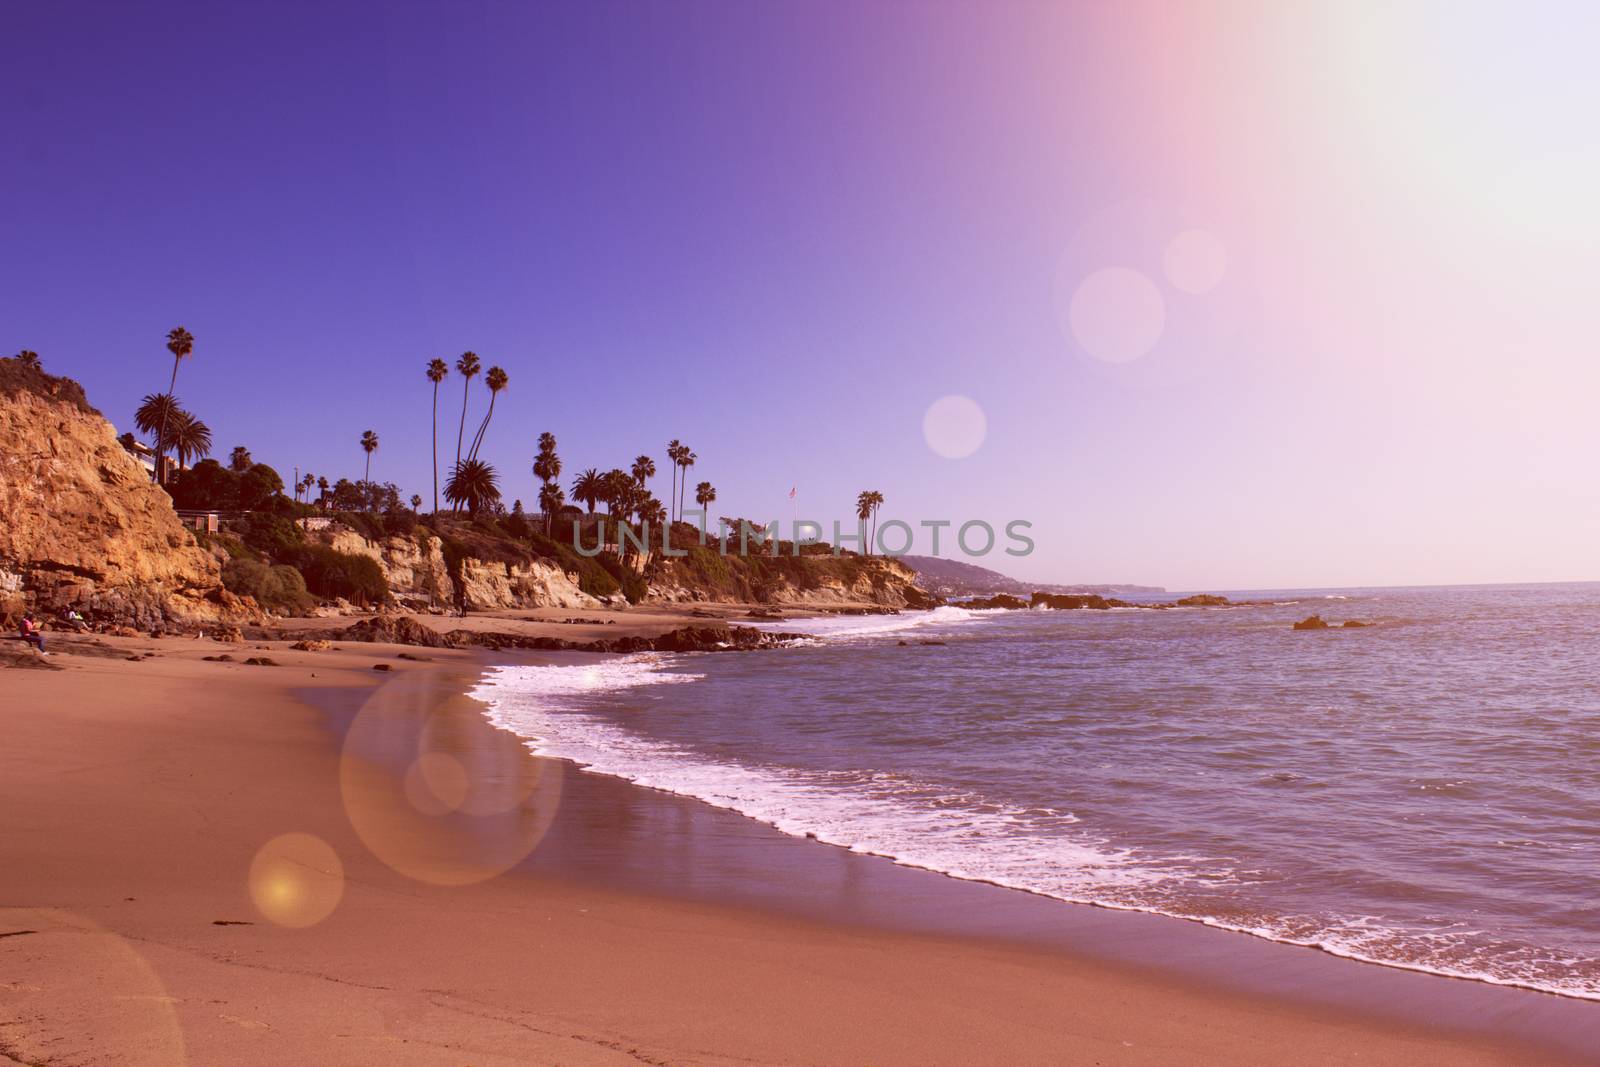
left=61, top=607, right=90, bottom=633
left=19, top=613, right=48, bottom=656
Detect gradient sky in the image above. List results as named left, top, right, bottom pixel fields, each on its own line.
left=7, top=1, right=1599, bottom=591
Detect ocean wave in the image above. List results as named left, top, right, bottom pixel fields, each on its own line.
left=746, top=604, right=980, bottom=640
left=470, top=654, right=1600, bottom=1003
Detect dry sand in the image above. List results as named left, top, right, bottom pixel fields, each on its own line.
left=1, top=624, right=1588, bottom=1065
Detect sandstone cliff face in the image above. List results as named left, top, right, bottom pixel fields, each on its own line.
left=645, top=553, right=933, bottom=609
left=317, top=528, right=604, bottom=611
left=0, top=361, right=243, bottom=628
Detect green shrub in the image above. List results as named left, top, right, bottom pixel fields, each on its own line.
left=289, top=545, right=389, bottom=606
left=222, top=558, right=313, bottom=614
left=234, top=513, right=304, bottom=562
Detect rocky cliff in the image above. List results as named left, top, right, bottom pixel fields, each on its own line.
left=315, top=527, right=606, bottom=611
left=0, top=358, right=246, bottom=629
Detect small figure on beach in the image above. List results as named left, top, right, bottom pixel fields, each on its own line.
left=19, top=612, right=48, bottom=656
left=61, top=607, right=90, bottom=633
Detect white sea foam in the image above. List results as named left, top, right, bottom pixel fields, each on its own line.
left=472, top=654, right=1160, bottom=896
left=746, top=604, right=980, bottom=640
left=470, top=651, right=1600, bottom=1003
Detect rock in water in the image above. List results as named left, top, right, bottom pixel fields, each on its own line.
left=0, top=360, right=252, bottom=630
left=1293, top=615, right=1331, bottom=630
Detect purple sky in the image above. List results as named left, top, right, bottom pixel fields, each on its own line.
left=8, top=2, right=1600, bottom=591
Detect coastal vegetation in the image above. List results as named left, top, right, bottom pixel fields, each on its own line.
left=3, top=347, right=933, bottom=623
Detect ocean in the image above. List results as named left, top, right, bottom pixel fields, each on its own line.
left=471, top=583, right=1600, bottom=1000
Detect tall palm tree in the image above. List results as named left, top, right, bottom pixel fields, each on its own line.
left=360, top=430, right=379, bottom=482
left=426, top=358, right=448, bottom=513
left=164, top=327, right=195, bottom=393
left=134, top=393, right=183, bottom=479
left=572, top=468, right=603, bottom=513
left=678, top=450, right=697, bottom=523
left=467, top=365, right=508, bottom=462
left=317, top=476, right=329, bottom=504
left=533, top=432, right=562, bottom=486
left=533, top=432, right=562, bottom=532
left=538, top=480, right=565, bottom=533
left=228, top=446, right=252, bottom=472
left=410, top=494, right=423, bottom=512
left=444, top=459, right=501, bottom=516
left=631, top=454, right=656, bottom=488
left=156, top=327, right=194, bottom=485
left=454, top=351, right=481, bottom=469
left=665, top=439, right=683, bottom=521
left=169, top=410, right=212, bottom=471
left=14, top=350, right=40, bottom=369
left=856, top=491, right=876, bottom=556
left=695, top=481, right=716, bottom=515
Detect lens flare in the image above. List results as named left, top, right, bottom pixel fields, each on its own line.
left=1163, top=229, right=1228, bottom=294
left=1068, top=267, right=1166, bottom=363
left=340, top=669, right=564, bottom=885
left=0, top=908, right=187, bottom=1066
left=922, top=395, right=988, bottom=459
left=248, top=833, right=345, bottom=928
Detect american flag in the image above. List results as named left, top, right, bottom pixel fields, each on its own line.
left=789, top=486, right=797, bottom=499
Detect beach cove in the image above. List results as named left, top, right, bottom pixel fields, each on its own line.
left=3, top=613, right=1595, bottom=1066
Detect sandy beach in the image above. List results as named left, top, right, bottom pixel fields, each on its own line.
left=4, top=621, right=1594, bottom=1066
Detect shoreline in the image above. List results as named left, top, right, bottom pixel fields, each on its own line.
left=2, top=629, right=1595, bottom=1064
left=454, top=652, right=1600, bottom=1061
left=465, top=640, right=1599, bottom=1009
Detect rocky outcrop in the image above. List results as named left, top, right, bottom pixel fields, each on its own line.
left=647, top=552, right=939, bottom=610
left=299, top=615, right=808, bottom=654
left=965, top=593, right=1030, bottom=610
left=0, top=359, right=251, bottom=630
left=1293, top=615, right=1330, bottom=630
left=1032, top=592, right=1136, bottom=610
left=317, top=527, right=604, bottom=612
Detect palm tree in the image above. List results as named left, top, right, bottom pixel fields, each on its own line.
left=228, top=446, right=252, bottom=472
left=602, top=469, right=632, bottom=517
left=454, top=351, right=480, bottom=469
left=359, top=430, right=379, bottom=482
left=410, top=494, right=423, bottom=512
left=134, top=393, right=183, bottom=480
left=695, top=481, right=716, bottom=515
left=426, top=358, right=448, bottom=513
left=444, top=459, right=501, bottom=516
left=14, top=350, right=40, bottom=369
left=638, top=494, right=667, bottom=533
left=665, top=440, right=683, bottom=521
left=538, top=480, right=565, bottom=532
left=467, top=365, right=508, bottom=462
left=572, top=468, right=603, bottom=513
left=631, top=455, right=656, bottom=488
left=317, top=476, right=329, bottom=505
left=533, top=433, right=562, bottom=485
left=156, top=327, right=194, bottom=485
left=856, top=491, right=877, bottom=556
left=169, top=410, right=212, bottom=471
left=164, top=327, right=194, bottom=393
left=678, top=450, right=697, bottom=523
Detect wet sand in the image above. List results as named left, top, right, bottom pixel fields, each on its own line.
left=2, top=630, right=1594, bottom=1065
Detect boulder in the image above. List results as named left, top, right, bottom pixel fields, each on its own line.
left=1174, top=594, right=1231, bottom=607
left=965, top=594, right=1029, bottom=610
left=1293, top=615, right=1331, bottom=630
